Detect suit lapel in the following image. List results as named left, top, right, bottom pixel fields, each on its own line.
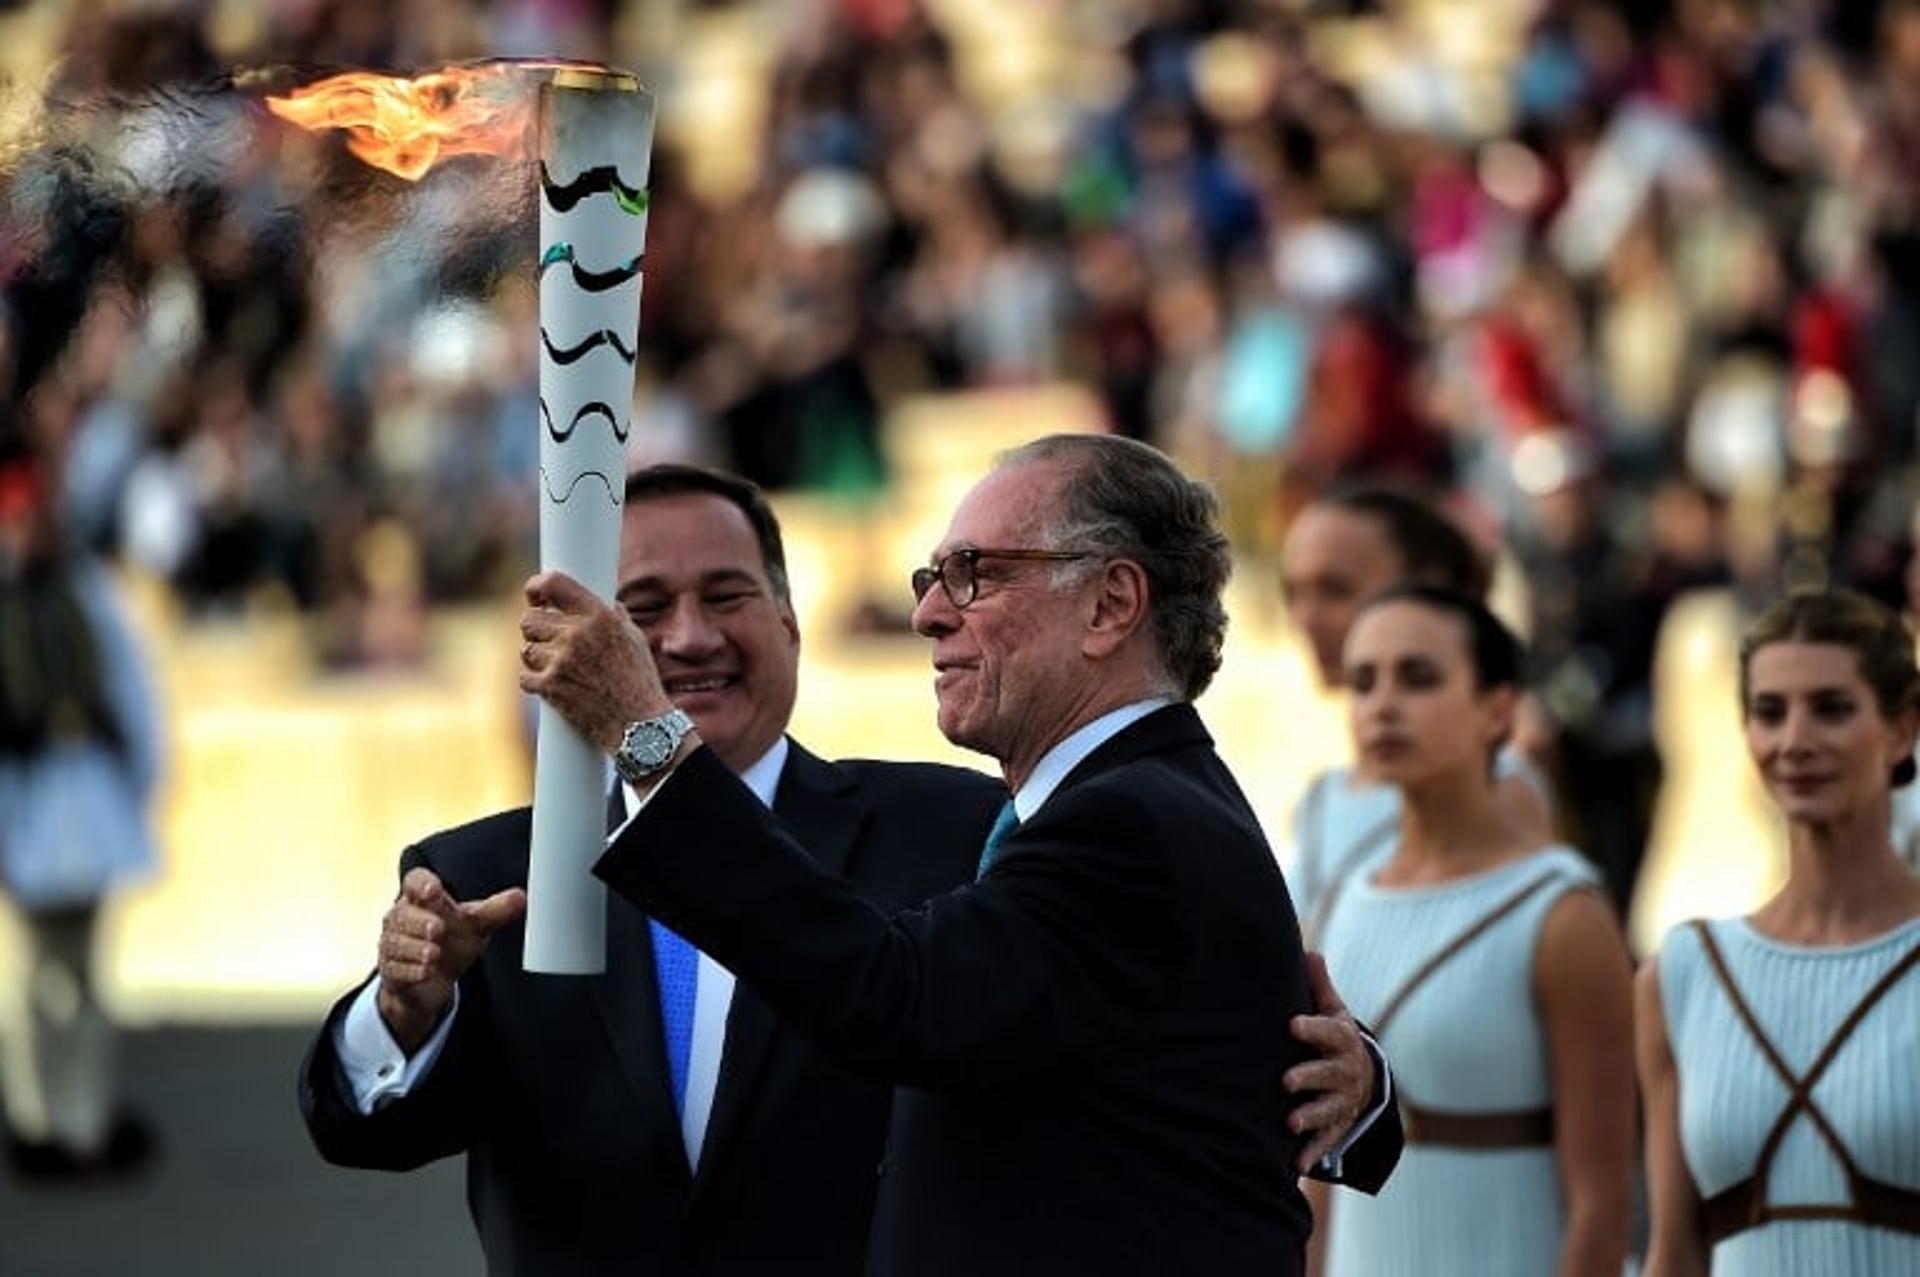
left=690, top=742, right=867, bottom=1194
left=587, top=785, right=691, bottom=1176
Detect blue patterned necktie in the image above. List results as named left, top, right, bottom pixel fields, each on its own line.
left=975, top=799, right=1019, bottom=880
left=649, top=919, right=698, bottom=1116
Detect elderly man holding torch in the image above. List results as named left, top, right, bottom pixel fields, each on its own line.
left=522, top=437, right=1402, bottom=1275
left=304, top=461, right=1386, bottom=1276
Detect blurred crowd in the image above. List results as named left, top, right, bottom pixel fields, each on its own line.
left=1, top=0, right=1917, bottom=638
left=0, top=0, right=1914, bottom=759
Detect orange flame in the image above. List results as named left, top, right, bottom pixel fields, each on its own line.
left=265, top=63, right=540, bottom=181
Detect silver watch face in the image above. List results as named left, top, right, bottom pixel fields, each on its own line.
left=628, top=720, right=674, bottom=765
left=617, top=710, right=690, bottom=779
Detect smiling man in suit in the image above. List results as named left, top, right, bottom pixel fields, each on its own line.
left=305, top=460, right=1390, bottom=1277
left=522, top=438, right=1403, bottom=1276
left=300, top=465, right=1003, bottom=1276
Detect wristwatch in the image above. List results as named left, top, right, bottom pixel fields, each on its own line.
left=612, top=708, right=695, bottom=785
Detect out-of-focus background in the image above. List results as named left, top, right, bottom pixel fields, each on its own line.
left=1, top=0, right=1917, bottom=1269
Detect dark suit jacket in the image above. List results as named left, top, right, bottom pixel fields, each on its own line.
left=598, top=703, right=1402, bottom=1277
left=300, top=743, right=1003, bottom=1277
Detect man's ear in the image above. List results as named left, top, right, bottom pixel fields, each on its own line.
left=1082, top=559, right=1150, bottom=660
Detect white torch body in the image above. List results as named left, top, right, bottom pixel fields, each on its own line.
left=525, top=72, right=654, bottom=974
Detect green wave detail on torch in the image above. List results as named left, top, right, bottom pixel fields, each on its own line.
left=540, top=242, right=574, bottom=269
left=614, top=185, right=650, bottom=217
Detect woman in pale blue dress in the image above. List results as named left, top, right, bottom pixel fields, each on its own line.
left=1308, top=584, right=1635, bottom=1277
left=1638, top=589, right=1920, bottom=1275
left=1280, top=486, right=1552, bottom=934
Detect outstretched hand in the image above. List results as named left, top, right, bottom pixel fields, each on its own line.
left=519, top=570, right=673, bottom=750
left=375, top=867, right=526, bottom=1054
left=1284, top=951, right=1375, bottom=1172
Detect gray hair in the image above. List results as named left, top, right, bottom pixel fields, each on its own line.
left=998, top=434, right=1231, bottom=699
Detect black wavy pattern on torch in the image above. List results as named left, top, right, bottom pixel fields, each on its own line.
left=536, top=245, right=642, bottom=292
left=540, top=327, right=637, bottom=366
left=539, top=466, right=621, bottom=506
left=540, top=397, right=631, bottom=443
left=539, top=162, right=645, bottom=213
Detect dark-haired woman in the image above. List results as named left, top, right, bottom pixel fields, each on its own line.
left=1280, top=487, right=1552, bottom=933
left=1638, top=589, right=1920, bottom=1275
left=1308, top=585, right=1634, bottom=1277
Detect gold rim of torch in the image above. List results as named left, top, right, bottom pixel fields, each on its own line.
left=550, top=67, right=641, bottom=93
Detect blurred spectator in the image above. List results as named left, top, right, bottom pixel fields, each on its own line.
left=0, top=0, right=1918, bottom=697
left=0, top=440, right=159, bottom=1180
left=1511, top=433, right=1722, bottom=923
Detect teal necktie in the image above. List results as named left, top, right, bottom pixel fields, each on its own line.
left=976, top=799, right=1019, bottom=879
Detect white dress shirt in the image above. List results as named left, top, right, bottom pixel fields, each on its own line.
left=1012, top=697, right=1390, bottom=1176
left=335, top=737, right=790, bottom=1171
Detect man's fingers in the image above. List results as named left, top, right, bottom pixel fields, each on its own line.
left=380, top=932, right=440, bottom=969
left=1294, top=1122, right=1346, bottom=1173
left=400, top=867, right=444, bottom=906
left=1282, top=1058, right=1355, bottom=1096
left=1290, top=1011, right=1359, bottom=1053
left=382, top=903, right=443, bottom=941
left=1290, top=1092, right=1359, bottom=1172
left=524, top=570, right=593, bottom=612
left=400, top=868, right=463, bottom=920
left=1304, top=951, right=1348, bottom=1017
left=379, top=959, right=435, bottom=988
left=1290, top=1092, right=1351, bottom=1136
left=461, top=887, right=527, bottom=936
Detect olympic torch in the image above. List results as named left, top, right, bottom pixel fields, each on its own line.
left=264, top=61, right=655, bottom=973
left=523, top=70, right=654, bottom=973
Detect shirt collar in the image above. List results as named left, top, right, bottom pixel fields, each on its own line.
left=1012, top=698, right=1174, bottom=822
left=623, top=734, right=789, bottom=818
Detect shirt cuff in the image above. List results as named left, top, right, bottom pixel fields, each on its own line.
left=1317, top=1029, right=1392, bottom=1178
left=332, top=979, right=460, bottom=1115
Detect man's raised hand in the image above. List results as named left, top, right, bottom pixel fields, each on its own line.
left=519, top=570, right=672, bottom=750
left=375, top=867, right=526, bottom=1054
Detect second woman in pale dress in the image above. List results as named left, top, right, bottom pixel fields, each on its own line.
left=1280, top=486, right=1552, bottom=935
left=1308, top=584, right=1635, bottom=1277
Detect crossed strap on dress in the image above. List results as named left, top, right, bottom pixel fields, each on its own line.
left=1689, top=920, right=1920, bottom=1245
left=1371, top=870, right=1576, bottom=1149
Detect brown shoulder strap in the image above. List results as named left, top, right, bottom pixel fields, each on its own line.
left=1694, top=922, right=1920, bottom=1099
left=1374, top=871, right=1570, bottom=1036
left=1690, top=921, right=1797, bottom=1085
left=1799, top=938, right=1920, bottom=1097
left=1693, top=922, right=1920, bottom=1200
left=1304, top=807, right=1399, bottom=946
left=1692, top=920, right=1854, bottom=1186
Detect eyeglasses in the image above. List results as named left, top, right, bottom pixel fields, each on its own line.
left=910, top=547, right=1097, bottom=609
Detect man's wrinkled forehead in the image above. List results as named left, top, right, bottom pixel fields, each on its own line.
left=931, top=461, right=1060, bottom=558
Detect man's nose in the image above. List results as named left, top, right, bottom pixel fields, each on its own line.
left=911, top=581, right=957, bottom=638
left=657, top=596, right=722, bottom=656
